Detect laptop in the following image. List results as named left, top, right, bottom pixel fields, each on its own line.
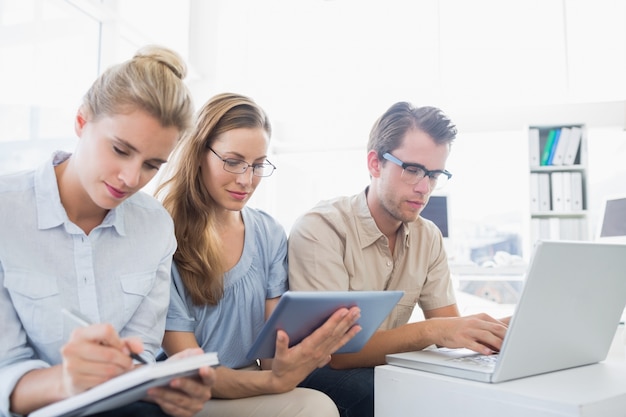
left=596, top=194, right=626, bottom=244
left=246, top=290, right=404, bottom=361
left=385, top=240, right=626, bottom=383
left=595, top=194, right=626, bottom=323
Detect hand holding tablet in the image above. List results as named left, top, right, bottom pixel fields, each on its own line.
left=247, top=290, right=404, bottom=361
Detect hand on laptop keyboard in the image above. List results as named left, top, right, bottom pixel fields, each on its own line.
left=448, top=354, right=499, bottom=368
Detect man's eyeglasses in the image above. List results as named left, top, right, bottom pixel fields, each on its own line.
left=208, top=147, right=276, bottom=177
left=382, top=153, right=452, bottom=189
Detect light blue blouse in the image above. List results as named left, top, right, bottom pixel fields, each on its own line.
left=165, top=206, right=288, bottom=369
left=0, top=152, right=176, bottom=416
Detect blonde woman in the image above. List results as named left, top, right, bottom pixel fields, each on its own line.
left=0, top=45, right=215, bottom=417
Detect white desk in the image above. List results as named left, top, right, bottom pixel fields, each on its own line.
left=375, top=327, right=626, bottom=417
left=375, top=361, right=626, bottom=417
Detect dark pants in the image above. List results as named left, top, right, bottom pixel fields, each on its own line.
left=298, top=366, right=374, bottom=417
left=87, top=401, right=170, bottom=417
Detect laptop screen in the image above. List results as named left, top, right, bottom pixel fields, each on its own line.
left=598, top=196, right=626, bottom=242
left=421, top=195, right=449, bottom=238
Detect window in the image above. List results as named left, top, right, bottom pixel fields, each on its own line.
left=0, top=0, right=100, bottom=173
left=0, top=0, right=191, bottom=175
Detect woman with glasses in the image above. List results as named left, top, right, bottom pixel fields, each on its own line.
left=154, top=93, right=361, bottom=417
left=287, top=101, right=510, bottom=417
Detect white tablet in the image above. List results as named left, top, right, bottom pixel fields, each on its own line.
left=246, top=290, right=404, bottom=361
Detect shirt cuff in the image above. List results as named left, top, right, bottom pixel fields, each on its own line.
left=165, top=316, right=197, bottom=333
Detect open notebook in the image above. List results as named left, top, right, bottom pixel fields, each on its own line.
left=386, top=240, right=626, bottom=383
left=30, top=352, right=219, bottom=417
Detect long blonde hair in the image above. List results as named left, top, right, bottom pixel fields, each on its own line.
left=82, top=44, right=194, bottom=133
left=155, top=93, right=272, bottom=305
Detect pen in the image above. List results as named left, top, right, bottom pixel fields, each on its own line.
left=61, top=308, right=148, bottom=365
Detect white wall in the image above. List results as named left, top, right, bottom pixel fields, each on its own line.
left=187, top=0, right=626, bottom=138
left=2, top=0, right=625, bottom=263
left=195, top=0, right=626, bottom=261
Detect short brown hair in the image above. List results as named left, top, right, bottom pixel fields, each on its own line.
left=367, top=101, right=457, bottom=157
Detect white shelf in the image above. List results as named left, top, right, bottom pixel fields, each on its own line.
left=527, top=125, right=590, bottom=246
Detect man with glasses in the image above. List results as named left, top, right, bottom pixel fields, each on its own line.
left=287, top=101, right=509, bottom=417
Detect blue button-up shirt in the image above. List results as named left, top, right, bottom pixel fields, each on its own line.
left=0, top=152, right=176, bottom=416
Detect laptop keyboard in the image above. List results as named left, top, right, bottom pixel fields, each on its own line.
left=448, top=354, right=499, bottom=368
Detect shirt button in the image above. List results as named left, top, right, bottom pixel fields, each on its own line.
left=386, top=261, right=392, bottom=267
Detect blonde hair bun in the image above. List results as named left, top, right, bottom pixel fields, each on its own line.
left=134, top=44, right=187, bottom=80
left=82, top=44, right=194, bottom=132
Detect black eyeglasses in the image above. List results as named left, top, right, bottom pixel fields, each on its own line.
left=382, top=153, right=452, bottom=189
left=208, top=147, right=276, bottom=177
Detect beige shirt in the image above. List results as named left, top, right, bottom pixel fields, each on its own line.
left=288, top=188, right=456, bottom=330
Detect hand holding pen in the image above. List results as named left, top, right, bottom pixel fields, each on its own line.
left=62, top=308, right=147, bottom=364
left=60, top=308, right=147, bottom=395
